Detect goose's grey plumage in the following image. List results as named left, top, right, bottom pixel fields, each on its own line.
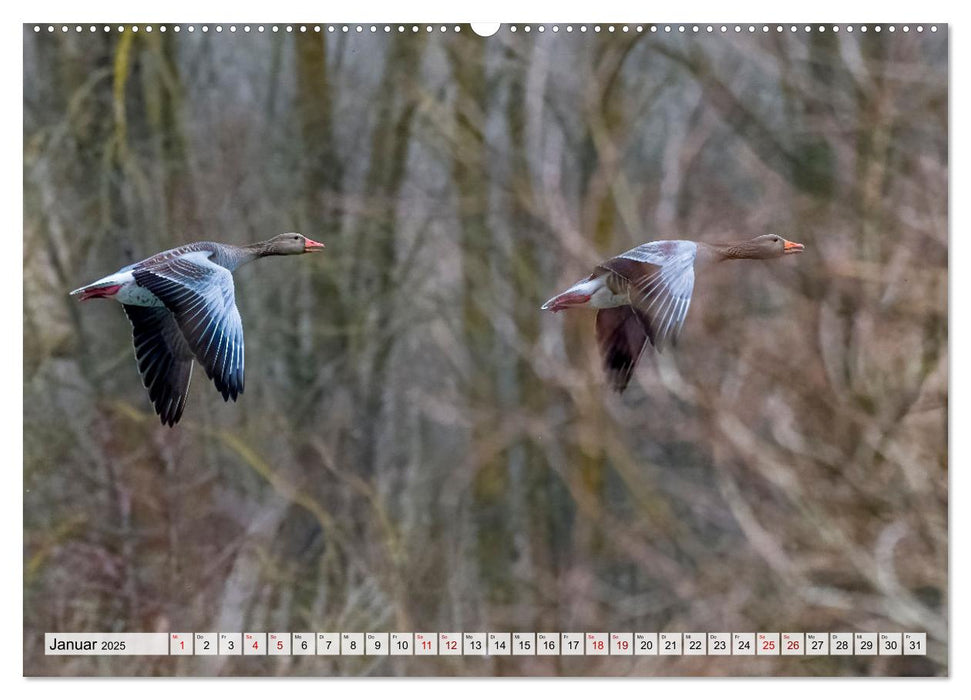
left=600, top=240, right=698, bottom=351
left=132, top=250, right=245, bottom=403
left=542, top=234, right=805, bottom=392
left=122, top=305, right=195, bottom=426
left=71, top=233, right=326, bottom=426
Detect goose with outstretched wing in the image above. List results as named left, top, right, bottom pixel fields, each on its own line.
left=71, top=233, right=326, bottom=426
left=542, top=235, right=804, bottom=391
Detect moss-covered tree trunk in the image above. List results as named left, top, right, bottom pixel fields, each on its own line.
left=449, top=31, right=515, bottom=613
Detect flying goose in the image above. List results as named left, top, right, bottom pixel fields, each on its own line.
left=542, top=235, right=804, bottom=391
left=71, top=233, right=326, bottom=425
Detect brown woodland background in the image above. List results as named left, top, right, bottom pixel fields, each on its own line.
left=23, top=24, right=947, bottom=676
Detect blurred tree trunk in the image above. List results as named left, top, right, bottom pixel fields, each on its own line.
left=450, top=31, right=515, bottom=610
left=142, top=31, right=197, bottom=246
left=26, top=32, right=114, bottom=370
left=349, top=33, right=426, bottom=475
left=347, top=33, right=428, bottom=631
left=261, top=32, right=351, bottom=634
left=854, top=33, right=892, bottom=270
left=567, top=35, right=638, bottom=578
left=505, top=38, right=558, bottom=627
left=654, top=39, right=834, bottom=200
left=290, top=32, right=346, bottom=418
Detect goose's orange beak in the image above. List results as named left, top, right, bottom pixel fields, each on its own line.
left=783, top=239, right=805, bottom=254
left=303, top=238, right=326, bottom=252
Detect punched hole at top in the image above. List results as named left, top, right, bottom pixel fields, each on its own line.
left=471, top=23, right=500, bottom=37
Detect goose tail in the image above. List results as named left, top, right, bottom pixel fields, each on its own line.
left=541, top=276, right=602, bottom=312
left=70, top=283, right=122, bottom=301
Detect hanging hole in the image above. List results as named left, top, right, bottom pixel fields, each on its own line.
left=471, top=23, right=500, bottom=37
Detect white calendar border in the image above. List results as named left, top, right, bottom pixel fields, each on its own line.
left=6, top=0, right=963, bottom=698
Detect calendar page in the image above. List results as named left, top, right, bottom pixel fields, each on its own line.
left=22, top=17, right=947, bottom=678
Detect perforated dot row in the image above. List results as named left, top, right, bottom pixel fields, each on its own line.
left=31, top=24, right=467, bottom=34
left=511, top=24, right=940, bottom=34
left=31, top=24, right=941, bottom=35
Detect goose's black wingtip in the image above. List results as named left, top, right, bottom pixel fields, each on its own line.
left=158, top=413, right=180, bottom=428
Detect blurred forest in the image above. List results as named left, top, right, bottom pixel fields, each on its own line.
left=23, top=24, right=947, bottom=676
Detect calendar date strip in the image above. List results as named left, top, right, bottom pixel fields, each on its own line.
left=45, top=632, right=926, bottom=657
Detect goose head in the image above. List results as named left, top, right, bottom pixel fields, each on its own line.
left=738, top=234, right=804, bottom=259
left=261, top=232, right=326, bottom=255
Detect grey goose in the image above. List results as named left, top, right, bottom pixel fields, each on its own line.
left=542, top=235, right=805, bottom=392
left=71, top=233, right=326, bottom=425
